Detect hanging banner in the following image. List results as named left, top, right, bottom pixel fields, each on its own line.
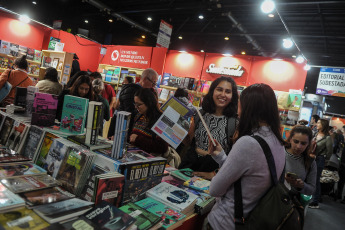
left=156, top=20, right=173, bottom=49
left=316, top=67, right=345, bottom=97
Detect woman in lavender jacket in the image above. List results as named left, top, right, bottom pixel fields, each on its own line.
left=204, top=84, right=286, bottom=230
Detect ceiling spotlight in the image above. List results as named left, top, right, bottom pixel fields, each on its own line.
left=147, top=17, right=152, bottom=21
left=273, top=58, right=283, bottom=61
left=141, top=35, right=146, bottom=39
left=32, top=1, right=37, bottom=4
left=261, top=0, right=275, bottom=14
left=268, top=14, right=274, bottom=18
left=296, top=55, right=305, bottom=63
left=85, top=20, right=88, bottom=23
left=283, top=38, right=293, bottom=49
left=292, top=55, right=297, bottom=58
left=199, top=15, right=204, bottom=19
left=241, top=51, right=246, bottom=55
left=179, top=50, right=187, bottom=53
left=224, top=37, right=229, bottom=40
left=223, top=53, right=232, bottom=57
left=178, top=36, right=183, bottom=39
left=304, top=64, right=311, bottom=71
left=200, top=50, right=204, bottom=52
left=109, top=19, right=113, bottom=23
left=19, top=15, right=31, bottom=24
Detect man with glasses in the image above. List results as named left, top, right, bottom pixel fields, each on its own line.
left=107, top=68, right=159, bottom=138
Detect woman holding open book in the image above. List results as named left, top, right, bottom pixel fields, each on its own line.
left=129, top=88, right=168, bottom=155
left=205, top=84, right=285, bottom=230
left=179, top=76, right=238, bottom=180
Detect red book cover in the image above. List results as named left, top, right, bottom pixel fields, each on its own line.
left=95, top=175, right=125, bottom=208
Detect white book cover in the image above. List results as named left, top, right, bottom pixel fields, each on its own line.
left=0, top=40, right=10, bottom=55
left=146, top=182, right=198, bottom=212
left=25, top=86, right=39, bottom=117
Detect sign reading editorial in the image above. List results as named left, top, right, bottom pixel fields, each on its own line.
left=316, top=67, right=345, bottom=97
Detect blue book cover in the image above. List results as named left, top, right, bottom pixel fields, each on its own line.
left=60, top=95, right=89, bottom=134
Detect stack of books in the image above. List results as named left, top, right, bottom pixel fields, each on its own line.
left=112, top=111, right=131, bottom=159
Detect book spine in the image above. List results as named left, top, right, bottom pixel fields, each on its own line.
left=91, top=104, right=101, bottom=145
left=85, top=103, right=95, bottom=145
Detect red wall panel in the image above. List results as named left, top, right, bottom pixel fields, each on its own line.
left=0, top=15, right=46, bottom=50
left=163, top=50, right=205, bottom=79
left=150, top=47, right=168, bottom=75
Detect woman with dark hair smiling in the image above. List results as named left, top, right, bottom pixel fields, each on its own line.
left=56, top=75, right=95, bottom=121
left=36, top=67, right=63, bottom=95
left=205, top=83, right=285, bottom=230
left=179, top=76, right=238, bottom=180
left=129, top=88, right=168, bottom=155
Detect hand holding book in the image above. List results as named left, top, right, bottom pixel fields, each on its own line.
left=208, top=138, right=223, bottom=157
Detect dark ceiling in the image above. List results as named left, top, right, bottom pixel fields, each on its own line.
left=1, top=0, right=345, bottom=67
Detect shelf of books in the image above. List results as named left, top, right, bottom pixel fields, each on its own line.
left=98, top=64, right=143, bottom=92
left=40, top=50, right=74, bottom=85
left=0, top=87, right=214, bottom=229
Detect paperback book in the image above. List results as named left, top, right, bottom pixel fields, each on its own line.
left=31, top=92, right=59, bottom=127
left=0, top=183, right=25, bottom=211
left=21, top=125, right=45, bottom=161
left=183, top=176, right=210, bottom=194
left=85, top=101, right=103, bottom=145
left=84, top=202, right=136, bottom=230
left=0, top=40, right=10, bottom=55
left=94, top=172, right=125, bottom=207
left=33, top=50, right=42, bottom=63
left=119, top=202, right=161, bottom=230
left=14, top=87, right=27, bottom=109
left=0, top=117, right=14, bottom=145
left=112, top=111, right=131, bottom=159
left=18, top=45, right=27, bottom=57
left=0, top=147, right=30, bottom=163
left=27, top=48, right=35, bottom=60
left=1, top=174, right=58, bottom=193
left=21, top=186, right=75, bottom=208
left=80, top=164, right=108, bottom=202
left=60, top=95, right=89, bottom=134
left=24, top=86, right=39, bottom=117
left=10, top=43, right=19, bottom=57
left=0, top=207, right=49, bottom=229
left=0, top=163, right=46, bottom=179
left=5, top=121, right=28, bottom=153
left=171, top=168, right=194, bottom=181
left=35, top=132, right=58, bottom=167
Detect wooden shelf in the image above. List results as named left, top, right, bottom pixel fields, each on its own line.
left=42, top=50, right=65, bottom=55
left=40, top=67, right=62, bottom=72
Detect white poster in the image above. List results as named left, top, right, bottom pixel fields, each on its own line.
left=156, top=20, right=173, bottom=49
left=316, top=67, right=345, bottom=97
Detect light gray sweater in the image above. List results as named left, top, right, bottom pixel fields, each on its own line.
left=208, top=126, right=285, bottom=230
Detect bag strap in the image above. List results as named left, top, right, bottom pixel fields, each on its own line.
left=234, top=135, right=284, bottom=225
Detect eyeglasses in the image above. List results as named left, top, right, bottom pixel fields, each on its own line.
left=134, top=103, right=144, bottom=108
left=146, top=77, right=157, bottom=87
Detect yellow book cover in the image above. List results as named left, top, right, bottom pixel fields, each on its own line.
left=0, top=207, right=49, bottom=230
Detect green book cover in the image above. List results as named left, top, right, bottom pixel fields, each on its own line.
left=119, top=203, right=161, bottom=230
left=170, top=168, right=194, bottom=181
left=60, top=95, right=89, bottom=134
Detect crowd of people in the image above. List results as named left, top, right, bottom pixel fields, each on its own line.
left=1, top=54, right=345, bottom=230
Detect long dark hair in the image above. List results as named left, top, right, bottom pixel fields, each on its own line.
left=14, top=55, right=28, bottom=70
left=44, top=67, right=59, bottom=82
left=69, top=75, right=95, bottom=101
left=318, top=118, right=330, bottom=135
left=68, top=71, right=89, bottom=88
left=237, top=83, right=284, bottom=144
left=286, top=125, right=314, bottom=170
left=134, top=88, right=161, bottom=128
left=202, top=76, right=238, bottom=117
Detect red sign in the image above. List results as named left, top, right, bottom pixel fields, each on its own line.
left=102, top=45, right=153, bottom=69
left=202, top=53, right=252, bottom=86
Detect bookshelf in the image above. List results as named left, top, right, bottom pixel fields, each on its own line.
left=97, top=64, right=144, bottom=92
left=0, top=53, right=40, bottom=80
left=40, top=50, right=73, bottom=84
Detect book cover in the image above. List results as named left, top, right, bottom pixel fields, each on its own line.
left=162, top=73, right=171, bottom=86
left=24, top=86, right=39, bottom=117
left=167, top=76, right=177, bottom=87
left=136, top=197, right=186, bottom=228
left=55, top=147, right=89, bottom=194
left=48, top=37, right=60, bottom=50
left=0, top=163, right=46, bottom=178
left=192, top=96, right=201, bottom=107
left=33, top=198, right=93, bottom=217
left=21, top=126, right=45, bottom=161
left=183, top=176, right=210, bottom=194
left=6, top=121, right=28, bottom=153
left=18, top=45, right=27, bottom=57
left=31, top=92, right=58, bottom=127
left=1, top=174, right=58, bottom=193
left=119, top=202, right=161, bottom=230
left=43, top=56, right=52, bottom=68
left=187, top=78, right=195, bottom=90
left=21, top=187, right=75, bottom=208
left=84, top=202, right=136, bottom=229
left=183, top=77, right=190, bottom=89
left=27, top=48, right=35, bottom=60
left=60, top=95, right=89, bottom=134
left=36, top=132, right=58, bottom=167
left=95, top=174, right=125, bottom=207
left=0, top=40, right=10, bottom=55
left=59, top=216, right=100, bottom=230
left=44, top=138, right=69, bottom=178
left=159, top=88, right=170, bottom=101
left=85, top=101, right=103, bottom=145
left=80, top=165, right=107, bottom=202
left=93, top=154, right=117, bottom=172
left=10, top=43, right=19, bottom=57
left=0, top=183, right=25, bottom=210
left=146, top=182, right=198, bottom=213
left=171, top=168, right=194, bottom=181
left=0, top=117, right=14, bottom=145
left=33, top=50, right=42, bottom=63
left=14, top=87, right=27, bottom=108
left=0, top=148, right=30, bottom=163
left=0, top=207, right=49, bottom=230
left=94, top=147, right=112, bottom=158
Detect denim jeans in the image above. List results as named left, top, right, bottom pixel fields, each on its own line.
left=312, top=155, right=325, bottom=204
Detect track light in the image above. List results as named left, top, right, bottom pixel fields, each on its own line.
left=261, top=0, right=275, bottom=14
left=296, top=56, right=305, bottom=63
left=283, top=38, right=293, bottom=49
left=19, top=15, right=31, bottom=23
